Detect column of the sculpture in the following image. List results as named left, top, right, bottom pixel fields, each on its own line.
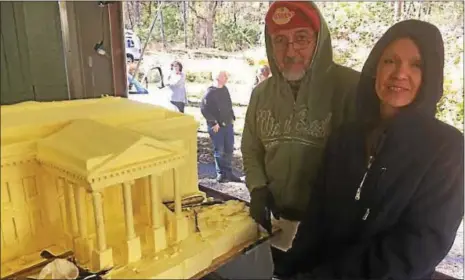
left=61, top=178, right=79, bottom=249
left=73, top=184, right=92, bottom=264
left=149, top=174, right=167, bottom=252
left=91, top=191, right=113, bottom=271
left=173, top=168, right=188, bottom=242
left=122, top=180, right=142, bottom=263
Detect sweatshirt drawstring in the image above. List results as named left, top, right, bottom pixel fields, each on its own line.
left=355, top=155, right=375, bottom=201
left=355, top=130, right=387, bottom=221
left=362, top=208, right=371, bottom=220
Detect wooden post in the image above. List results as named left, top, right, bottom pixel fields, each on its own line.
left=108, top=1, right=128, bottom=97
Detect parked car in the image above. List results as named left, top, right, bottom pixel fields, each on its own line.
left=125, top=29, right=141, bottom=63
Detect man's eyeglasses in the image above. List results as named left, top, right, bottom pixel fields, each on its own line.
left=272, top=34, right=316, bottom=51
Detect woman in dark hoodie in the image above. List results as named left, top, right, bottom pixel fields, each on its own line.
left=275, top=20, right=464, bottom=280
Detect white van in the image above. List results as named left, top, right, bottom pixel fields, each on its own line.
left=124, top=29, right=142, bottom=62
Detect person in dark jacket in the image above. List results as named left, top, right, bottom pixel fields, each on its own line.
left=201, top=70, right=242, bottom=183
left=242, top=0, right=360, bottom=252
left=275, top=19, right=464, bottom=280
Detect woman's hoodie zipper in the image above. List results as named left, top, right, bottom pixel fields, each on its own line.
left=355, top=130, right=387, bottom=221
left=355, top=130, right=387, bottom=201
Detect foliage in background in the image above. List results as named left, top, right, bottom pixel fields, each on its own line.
left=318, top=1, right=464, bottom=130
left=124, top=1, right=463, bottom=131
left=185, top=71, right=212, bottom=83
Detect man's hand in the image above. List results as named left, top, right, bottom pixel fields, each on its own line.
left=249, top=186, right=278, bottom=234
left=212, top=123, right=220, bottom=133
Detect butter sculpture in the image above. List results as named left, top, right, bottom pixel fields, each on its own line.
left=0, top=97, right=258, bottom=279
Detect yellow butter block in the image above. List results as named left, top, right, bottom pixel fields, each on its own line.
left=1, top=97, right=258, bottom=279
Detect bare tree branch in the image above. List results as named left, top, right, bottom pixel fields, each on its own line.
left=188, top=2, right=207, bottom=21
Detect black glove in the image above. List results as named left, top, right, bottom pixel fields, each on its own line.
left=249, top=186, right=279, bottom=234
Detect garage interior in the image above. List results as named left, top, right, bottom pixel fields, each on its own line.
left=1, top=1, right=127, bottom=105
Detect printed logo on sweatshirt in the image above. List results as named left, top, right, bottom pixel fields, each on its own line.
left=257, top=107, right=332, bottom=149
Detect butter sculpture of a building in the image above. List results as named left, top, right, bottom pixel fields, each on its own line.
left=1, top=97, right=258, bottom=279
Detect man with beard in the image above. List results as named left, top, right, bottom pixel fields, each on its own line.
left=242, top=0, right=360, bottom=262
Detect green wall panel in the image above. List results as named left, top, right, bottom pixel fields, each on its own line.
left=0, top=1, right=69, bottom=105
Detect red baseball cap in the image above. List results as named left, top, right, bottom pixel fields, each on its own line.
left=265, top=1, right=320, bottom=34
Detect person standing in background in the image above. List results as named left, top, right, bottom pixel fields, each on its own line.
left=254, top=65, right=271, bottom=86
left=166, top=60, right=188, bottom=113
left=201, top=70, right=243, bottom=183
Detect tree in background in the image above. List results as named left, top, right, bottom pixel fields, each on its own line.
left=123, top=1, right=463, bottom=131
